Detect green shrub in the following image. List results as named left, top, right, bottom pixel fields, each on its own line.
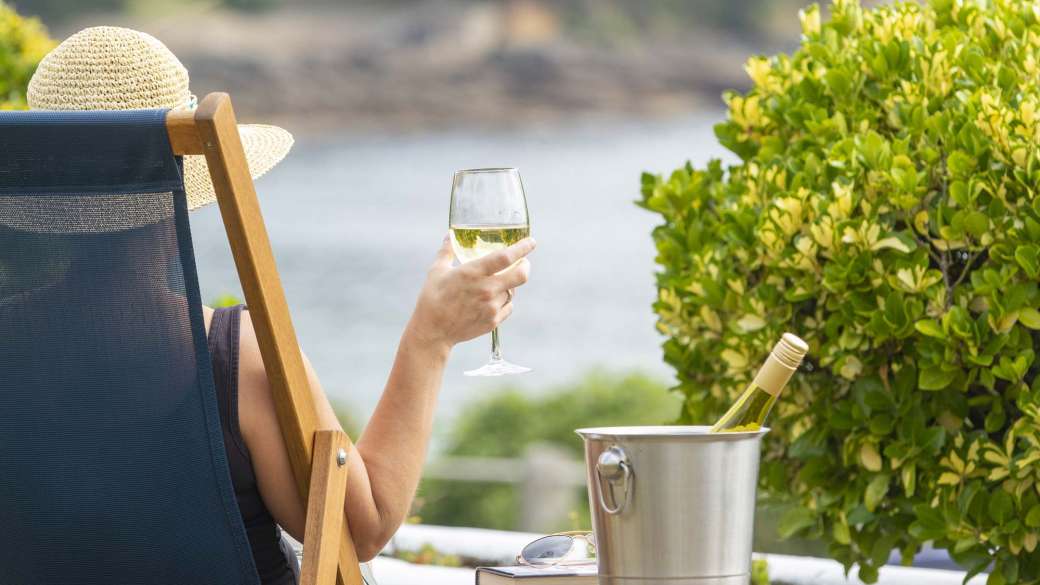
left=416, top=372, right=677, bottom=531
left=0, top=1, right=53, bottom=109
left=751, top=559, right=769, bottom=585
left=640, top=0, right=1040, bottom=582
left=210, top=294, right=244, bottom=308
left=391, top=543, right=462, bottom=567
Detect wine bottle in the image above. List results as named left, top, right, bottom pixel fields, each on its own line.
left=710, top=333, right=808, bottom=432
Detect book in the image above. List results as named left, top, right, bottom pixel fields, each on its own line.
left=475, top=564, right=598, bottom=585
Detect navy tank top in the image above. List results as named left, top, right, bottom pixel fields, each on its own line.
left=208, top=305, right=299, bottom=585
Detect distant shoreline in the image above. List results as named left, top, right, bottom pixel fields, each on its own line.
left=58, top=3, right=775, bottom=135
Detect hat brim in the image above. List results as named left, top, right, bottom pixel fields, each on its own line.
left=182, top=123, right=294, bottom=210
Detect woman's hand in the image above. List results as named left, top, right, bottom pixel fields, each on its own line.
left=407, top=234, right=535, bottom=350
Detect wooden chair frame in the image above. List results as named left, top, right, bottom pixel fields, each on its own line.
left=167, top=92, right=362, bottom=585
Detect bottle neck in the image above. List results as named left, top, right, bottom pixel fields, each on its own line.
left=752, top=353, right=798, bottom=396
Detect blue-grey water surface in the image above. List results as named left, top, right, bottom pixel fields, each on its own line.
left=188, top=113, right=731, bottom=424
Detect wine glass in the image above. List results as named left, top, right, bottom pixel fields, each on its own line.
left=449, top=168, right=531, bottom=376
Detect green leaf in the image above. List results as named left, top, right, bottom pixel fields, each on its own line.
left=848, top=505, right=875, bottom=526
left=1020, top=308, right=1040, bottom=329
left=914, top=319, right=945, bottom=338
left=1025, top=504, right=1040, bottom=528
left=873, top=236, right=912, bottom=253
left=901, top=462, right=916, bottom=496
left=984, top=403, right=1006, bottom=433
left=919, top=366, right=955, bottom=390
left=921, top=426, right=946, bottom=454
left=824, top=68, right=852, bottom=96
left=870, top=534, right=898, bottom=566
left=963, top=556, right=991, bottom=584
left=1015, top=245, right=1040, bottom=279
left=988, top=489, right=1013, bottom=524
left=777, top=506, right=816, bottom=539
left=865, top=474, right=890, bottom=512
left=909, top=504, right=946, bottom=540
left=860, top=442, right=883, bottom=471
left=964, top=211, right=988, bottom=238
left=959, top=483, right=981, bottom=516
left=947, top=150, right=975, bottom=176
left=890, top=166, right=918, bottom=192
left=861, top=131, right=887, bottom=168
left=943, top=306, right=974, bottom=339
left=833, top=519, right=851, bottom=545
left=858, top=564, right=879, bottom=584
left=949, top=180, right=970, bottom=207
left=870, top=414, right=895, bottom=435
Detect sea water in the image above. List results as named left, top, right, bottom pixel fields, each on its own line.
left=189, top=113, right=730, bottom=420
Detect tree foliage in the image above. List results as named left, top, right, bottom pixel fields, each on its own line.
left=641, top=0, right=1040, bottom=582
left=11, top=0, right=280, bottom=24
left=0, top=1, right=53, bottom=109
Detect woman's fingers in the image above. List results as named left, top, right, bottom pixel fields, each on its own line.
left=429, top=233, right=455, bottom=274
left=494, top=257, right=530, bottom=290
left=474, top=238, right=536, bottom=275
left=449, top=238, right=532, bottom=335
left=494, top=298, right=514, bottom=326
left=482, top=253, right=529, bottom=324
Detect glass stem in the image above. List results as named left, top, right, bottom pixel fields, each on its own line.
left=490, top=327, right=503, bottom=363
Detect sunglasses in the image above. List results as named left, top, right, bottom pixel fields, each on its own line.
left=517, top=531, right=597, bottom=567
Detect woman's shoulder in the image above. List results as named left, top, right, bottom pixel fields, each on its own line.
left=233, top=308, right=268, bottom=389
left=233, top=308, right=277, bottom=442
left=236, top=309, right=266, bottom=367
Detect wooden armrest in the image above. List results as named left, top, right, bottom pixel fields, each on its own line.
left=300, top=429, right=359, bottom=585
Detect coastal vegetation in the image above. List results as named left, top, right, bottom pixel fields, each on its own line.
left=0, top=1, right=52, bottom=109
left=15, top=0, right=806, bottom=39
left=642, top=0, right=1040, bottom=581
left=414, top=372, right=676, bottom=531
left=8, top=0, right=809, bottom=132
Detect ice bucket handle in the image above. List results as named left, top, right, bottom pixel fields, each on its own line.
left=595, top=445, right=632, bottom=515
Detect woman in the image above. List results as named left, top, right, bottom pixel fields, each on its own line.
left=25, top=27, right=534, bottom=584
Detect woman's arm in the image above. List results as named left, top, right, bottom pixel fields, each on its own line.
left=238, top=236, right=535, bottom=561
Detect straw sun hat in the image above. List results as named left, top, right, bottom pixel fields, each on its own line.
left=26, top=26, right=293, bottom=211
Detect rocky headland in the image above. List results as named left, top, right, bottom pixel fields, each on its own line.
left=59, top=1, right=792, bottom=134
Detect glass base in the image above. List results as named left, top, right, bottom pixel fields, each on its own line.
left=464, top=358, right=532, bottom=377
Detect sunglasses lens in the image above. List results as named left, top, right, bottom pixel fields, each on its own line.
left=521, top=535, right=573, bottom=565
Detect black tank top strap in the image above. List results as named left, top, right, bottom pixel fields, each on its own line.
left=209, top=305, right=251, bottom=465
left=208, top=304, right=298, bottom=585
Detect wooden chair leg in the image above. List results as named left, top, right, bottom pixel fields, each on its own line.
left=300, top=430, right=352, bottom=585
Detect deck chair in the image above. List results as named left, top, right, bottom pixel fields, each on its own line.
left=0, top=93, right=363, bottom=585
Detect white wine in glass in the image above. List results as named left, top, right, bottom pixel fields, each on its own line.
left=449, top=168, right=531, bottom=376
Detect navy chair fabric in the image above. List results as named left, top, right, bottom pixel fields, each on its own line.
left=0, top=109, right=260, bottom=585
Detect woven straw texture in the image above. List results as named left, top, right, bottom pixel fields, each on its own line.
left=27, top=26, right=292, bottom=210
left=182, top=124, right=293, bottom=210
left=28, top=27, right=190, bottom=111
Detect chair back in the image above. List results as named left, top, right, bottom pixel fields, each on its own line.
left=0, top=109, right=260, bottom=585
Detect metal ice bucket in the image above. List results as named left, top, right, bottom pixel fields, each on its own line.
left=575, top=426, right=768, bottom=585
